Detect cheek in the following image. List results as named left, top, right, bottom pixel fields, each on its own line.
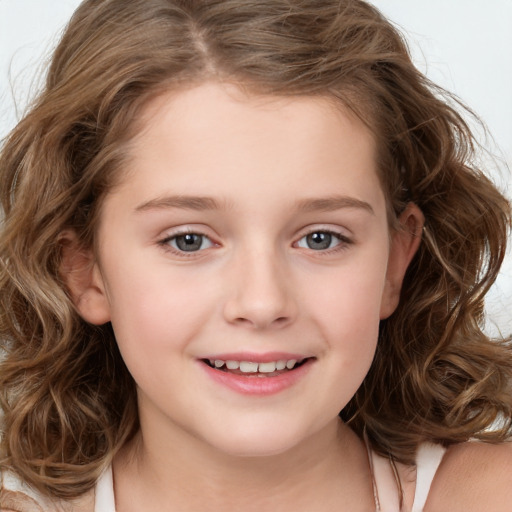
left=309, top=258, right=387, bottom=332
left=304, top=256, right=387, bottom=374
left=103, top=262, right=218, bottom=361
left=321, top=288, right=380, bottom=371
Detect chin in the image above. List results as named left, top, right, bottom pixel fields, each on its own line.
left=202, top=421, right=315, bottom=459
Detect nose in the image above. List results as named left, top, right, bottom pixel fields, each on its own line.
left=222, top=247, right=297, bottom=330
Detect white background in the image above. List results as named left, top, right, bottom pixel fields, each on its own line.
left=1, top=1, right=511, bottom=335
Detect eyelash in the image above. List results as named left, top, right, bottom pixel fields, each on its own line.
left=157, top=228, right=353, bottom=256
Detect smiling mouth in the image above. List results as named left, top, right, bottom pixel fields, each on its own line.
left=202, top=358, right=311, bottom=377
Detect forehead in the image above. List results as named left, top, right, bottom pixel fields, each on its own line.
left=112, top=82, right=384, bottom=215
left=133, top=82, right=373, bottom=151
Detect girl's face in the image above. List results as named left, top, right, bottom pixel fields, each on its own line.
left=74, top=82, right=420, bottom=457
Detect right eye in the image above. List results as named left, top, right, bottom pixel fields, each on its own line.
left=163, top=233, right=214, bottom=253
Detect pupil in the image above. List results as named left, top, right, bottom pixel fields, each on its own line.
left=307, top=232, right=331, bottom=250
left=176, top=234, right=202, bottom=251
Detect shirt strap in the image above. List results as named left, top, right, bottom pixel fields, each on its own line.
left=365, top=435, right=402, bottom=512
left=94, top=465, right=116, bottom=512
left=411, top=443, right=446, bottom=512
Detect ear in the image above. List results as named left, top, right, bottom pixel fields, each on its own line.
left=380, top=203, right=424, bottom=319
left=59, top=230, right=111, bottom=325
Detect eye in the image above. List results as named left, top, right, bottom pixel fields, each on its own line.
left=296, top=230, right=347, bottom=251
left=166, top=233, right=214, bottom=252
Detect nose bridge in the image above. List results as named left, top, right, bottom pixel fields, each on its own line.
left=223, top=240, right=296, bottom=329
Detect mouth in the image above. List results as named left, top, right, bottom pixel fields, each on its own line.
left=201, top=357, right=312, bottom=377
left=199, top=355, right=315, bottom=395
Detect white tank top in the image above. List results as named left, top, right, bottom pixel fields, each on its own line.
left=366, top=442, right=447, bottom=512
left=94, top=442, right=447, bottom=512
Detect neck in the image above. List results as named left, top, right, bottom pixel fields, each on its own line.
left=113, top=418, right=374, bottom=512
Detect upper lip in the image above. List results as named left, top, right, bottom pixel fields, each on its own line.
left=199, top=352, right=311, bottom=363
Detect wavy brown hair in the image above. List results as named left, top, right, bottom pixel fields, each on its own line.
left=1, top=0, right=511, bottom=499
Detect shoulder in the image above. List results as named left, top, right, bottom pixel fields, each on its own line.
left=0, top=468, right=95, bottom=512
left=425, top=441, right=512, bottom=512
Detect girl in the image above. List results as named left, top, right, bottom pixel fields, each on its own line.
left=1, top=1, right=511, bottom=510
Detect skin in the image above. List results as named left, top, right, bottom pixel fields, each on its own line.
left=424, top=442, right=512, bottom=512
left=65, top=82, right=424, bottom=511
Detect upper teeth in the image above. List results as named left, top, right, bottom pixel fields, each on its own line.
left=211, top=359, right=299, bottom=373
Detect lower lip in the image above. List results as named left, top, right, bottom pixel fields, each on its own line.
left=199, top=359, right=314, bottom=395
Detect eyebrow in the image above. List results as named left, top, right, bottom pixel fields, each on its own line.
left=135, top=195, right=224, bottom=212
left=135, top=194, right=374, bottom=215
left=296, top=196, right=375, bottom=215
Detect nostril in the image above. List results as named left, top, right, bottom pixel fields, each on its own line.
left=233, top=317, right=253, bottom=325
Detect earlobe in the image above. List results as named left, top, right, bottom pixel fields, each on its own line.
left=59, top=230, right=111, bottom=325
left=380, top=203, right=424, bottom=319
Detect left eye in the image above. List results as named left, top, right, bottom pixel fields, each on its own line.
left=296, top=231, right=343, bottom=251
left=168, top=233, right=214, bottom=252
